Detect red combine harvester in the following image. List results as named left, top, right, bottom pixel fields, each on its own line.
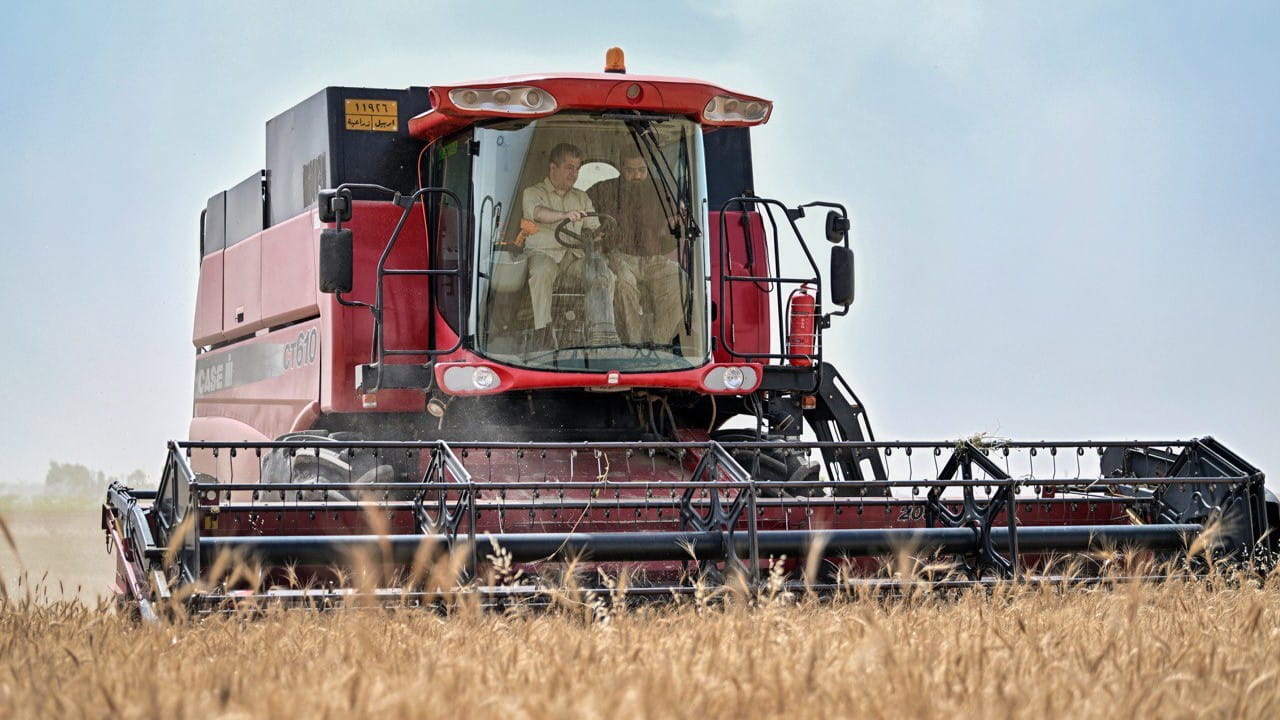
left=105, top=51, right=1276, bottom=617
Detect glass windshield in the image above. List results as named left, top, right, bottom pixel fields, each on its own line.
left=471, top=113, right=708, bottom=372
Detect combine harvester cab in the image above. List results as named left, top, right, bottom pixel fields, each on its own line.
left=104, top=50, right=1278, bottom=616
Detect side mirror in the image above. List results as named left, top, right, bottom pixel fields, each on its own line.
left=319, top=228, right=353, bottom=293
left=317, top=188, right=353, bottom=223
left=825, top=210, right=850, bottom=244
left=830, top=246, right=854, bottom=307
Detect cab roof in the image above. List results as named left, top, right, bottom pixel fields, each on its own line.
left=408, top=72, right=772, bottom=139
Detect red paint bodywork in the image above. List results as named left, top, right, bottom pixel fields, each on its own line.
left=190, top=202, right=426, bottom=482
left=193, top=252, right=224, bottom=346
left=188, top=73, right=775, bottom=477
left=319, top=202, right=432, bottom=415
left=709, top=210, right=771, bottom=362
left=193, top=209, right=776, bottom=449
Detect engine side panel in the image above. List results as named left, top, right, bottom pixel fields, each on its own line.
left=193, top=252, right=225, bottom=347
left=192, top=317, right=323, bottom=442
left=221, top=172, right=269, bottom=340
left=222, top=235, right=262, bottom=338
left=194, top=192, right=227, bottom=346
left=261, top=212, right=320, bottom=329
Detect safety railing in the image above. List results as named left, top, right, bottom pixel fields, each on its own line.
left=715, top=197, right=824, bottom=367
left=325, top=184, right=469, bottom=392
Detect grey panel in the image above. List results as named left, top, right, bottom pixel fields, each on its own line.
left=225, top=171, right=266, bottom=247
left=202, top=191, right=226, bottom=256
left=265, top=88, right=331, bottom=227
left=265, top=86, right=432, bottom=226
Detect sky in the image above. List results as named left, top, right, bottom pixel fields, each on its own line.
left=0, top=1, right=1276, bottom=489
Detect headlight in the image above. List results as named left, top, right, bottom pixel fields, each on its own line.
left=472, top=366, right=497, bottom=390
left=448, top=86, right=558, bottom=115
left=723, top=366, right=745, bottom=390
left=702, top=95, right=771, bottom=124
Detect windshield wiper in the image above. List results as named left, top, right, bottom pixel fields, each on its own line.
left=623, top=119, right=686, bottom=237
left=674, top=132, right=698, bottom=333
left=601, top=111, right=674, bottom=123
left=524, top=341, right=684, bottom=367
left=622, top=119, right=701, bottom=334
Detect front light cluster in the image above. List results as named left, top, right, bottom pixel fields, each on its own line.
left=702, top=95, right=771, bottom=124
left=441, top=364, right=505, bottom=393
left=448, top=86, right=558, bottom=114
left=702, top=365, right=759, bottom=393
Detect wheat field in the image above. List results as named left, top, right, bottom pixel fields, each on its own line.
left=2, top=571, right=1278, bottom=718
left=2, top=499, right=1279, bottom=719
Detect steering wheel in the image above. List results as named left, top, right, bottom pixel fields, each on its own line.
left=554, top=212, right=617, bottom=251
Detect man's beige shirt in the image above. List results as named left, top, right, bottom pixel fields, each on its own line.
left=521, top=177, right=599, bottom=263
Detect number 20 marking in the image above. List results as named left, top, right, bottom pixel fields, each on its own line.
left=897, top=505, right=925, bottom=522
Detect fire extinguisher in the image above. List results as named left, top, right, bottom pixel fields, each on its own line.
left=787, top=284, right=816, bottom=366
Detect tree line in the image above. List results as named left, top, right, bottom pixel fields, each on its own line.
left=44, top=462, right=151, bottom=495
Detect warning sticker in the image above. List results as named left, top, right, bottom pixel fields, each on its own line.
left=344, top=99, right=398, bottom=132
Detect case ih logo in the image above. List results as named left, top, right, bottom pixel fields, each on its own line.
left=196, top=359, right=234, bottom=395
left=283, top=328, right=319, bottom=370
left=195, top=326, right=320, bottom=397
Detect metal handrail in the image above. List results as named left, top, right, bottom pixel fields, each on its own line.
left=714, top=196, right=824, bottom=368
left=326, top=183, right=468, bottom=392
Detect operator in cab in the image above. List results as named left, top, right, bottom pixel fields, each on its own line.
left=521, top=142, right=620, bottom=352
left=588, top=148, right=682, bottom=347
